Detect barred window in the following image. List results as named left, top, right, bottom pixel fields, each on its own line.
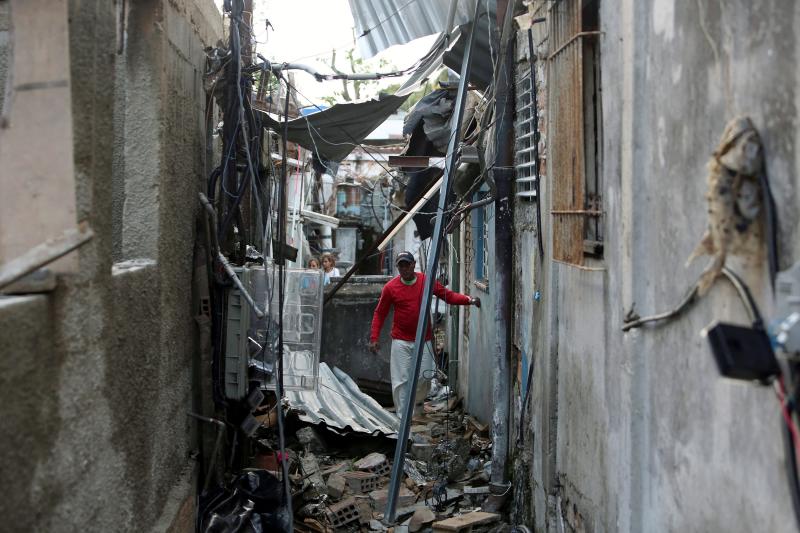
left=473, top=190, right=490, bottom=284
left=515, top=64, right=538, bottom=200
left=549, top=0, right=603, bottom=265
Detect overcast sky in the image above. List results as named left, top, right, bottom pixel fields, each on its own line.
left=217, top=0, right=437, bottom=106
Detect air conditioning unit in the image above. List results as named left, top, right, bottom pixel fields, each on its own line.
left=224, top=263, right=323, bottom=400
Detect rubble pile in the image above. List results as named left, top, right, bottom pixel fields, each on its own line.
left=274, top=401, right=509, bottom=533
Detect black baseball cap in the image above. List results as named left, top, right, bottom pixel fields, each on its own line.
left=395, top=251, right=415, bottom=265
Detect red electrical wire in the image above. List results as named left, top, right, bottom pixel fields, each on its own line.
left=777, top=377, right=800, bottom=457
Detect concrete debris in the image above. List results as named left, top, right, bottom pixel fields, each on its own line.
left=463, top=485, right=490, bottom=494
left=343, top=470, right=382, bottom=493
left=355, top=452, right=390, bottom=475
left=370, top=519, right=388, bottom=531
left=326, top=473, right=347, bottom=500
left=300, top=453, right=328, bottom=500
left=256, top=391, right=503, bottom=531
left=356, top=498, right=374, bottom=525
left=325, top=497, right=361, bottom=528
left=370, top=486, right=416, bottom=509
left=411, top=442, right=434, bottom=462
left=296, top=426, right=327, bottom=453
left=432, top=511, right=501, bottom=531
left=409, top=506, right=437, bottom=532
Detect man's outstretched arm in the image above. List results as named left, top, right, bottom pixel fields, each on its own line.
left=433, top=280, right=480, bottom=307
left=369, top=285, right=393, bottom=352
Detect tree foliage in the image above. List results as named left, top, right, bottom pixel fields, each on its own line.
left=319, top=47, right=391, bottom=105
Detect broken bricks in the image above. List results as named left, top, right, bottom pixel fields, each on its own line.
left=326, top=473, right=346, bottom=500
left=369, top=486, right=416, bottom=509
left=354, top=452, right=391, bottom=476
left=300, top=453, right=327, bottom=500
left=324, top=497, right=361, bottom=528
left=343, top=470, right=381, bottom=493
left=409, top=506, right=437, bottom=532
left=296, top=426, right=326, bottom=454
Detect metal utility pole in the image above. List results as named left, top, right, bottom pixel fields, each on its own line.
left=487, top=0, right=516, bottom=508
left=383, top=0, right=481, bottom=523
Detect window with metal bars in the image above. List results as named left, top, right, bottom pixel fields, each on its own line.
left=549, top=0, right=603, bottom=265
left=515, top=65, right=538, bottom=200
left=473, top=190, right=490, bottom=284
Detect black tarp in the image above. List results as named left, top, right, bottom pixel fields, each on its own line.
left=257, top=94, right=408, bottom=163
left=443, top=9, right=495, bottom=91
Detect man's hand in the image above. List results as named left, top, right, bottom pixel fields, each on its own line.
left=368, top=341, right=380, bottom=354
left=471, top=297, right=481, bottom=308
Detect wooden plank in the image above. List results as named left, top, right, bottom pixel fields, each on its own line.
left=0, top=0, right=77, bottom=272
left=432, top=511, right=500, bottom=532
left=0, top=222, right=93, bottom=290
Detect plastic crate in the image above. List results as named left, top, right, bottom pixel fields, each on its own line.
left=224, top=264, right=323, bottom=400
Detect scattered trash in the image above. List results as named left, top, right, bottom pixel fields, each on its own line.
left=226, top=364, right=505, bottom=532
left=199, top=470, right=291, bottom=533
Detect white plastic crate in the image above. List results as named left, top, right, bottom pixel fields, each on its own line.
left=224, top=263, right=323, bottom=399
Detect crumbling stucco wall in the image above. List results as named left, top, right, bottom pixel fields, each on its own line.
left=0, top=1, right=221, bottom=531
left=515, top=1, right=800, bottom=532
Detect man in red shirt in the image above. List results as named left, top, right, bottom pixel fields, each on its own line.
left=369, top=251, right=480, bottom=415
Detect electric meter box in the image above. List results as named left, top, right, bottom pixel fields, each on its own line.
left=224, top=264, right=323, bottom=400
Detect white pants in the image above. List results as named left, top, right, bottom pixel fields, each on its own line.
left=390, top=339, right=436, bottom=416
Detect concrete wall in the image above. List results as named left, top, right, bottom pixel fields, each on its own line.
left=511, top=1, right=800, bottom=531
left=0, top=1, right=7, bottom=113
left=0, top=1, right=221, bottom=531
left=462, top=202, right=497, bottom=424
left=322, top=276, right=395, bottom=403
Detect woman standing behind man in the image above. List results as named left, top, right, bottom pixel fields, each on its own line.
left=320, top=253, right=340, bottom=285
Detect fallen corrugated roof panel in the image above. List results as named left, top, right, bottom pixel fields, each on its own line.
left=285, top=363, right=400, bottom=437
left=348, top=0, right=474, bottom=59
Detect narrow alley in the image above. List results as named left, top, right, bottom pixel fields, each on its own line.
left=2, top=1, right=800, bottom=532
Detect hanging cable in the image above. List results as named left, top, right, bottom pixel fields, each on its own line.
left=273, top=72, right=293, bottom=527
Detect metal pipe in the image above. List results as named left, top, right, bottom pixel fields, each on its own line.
left=383, top=0, right=482, bottom=523
left=198, top=192, right=265, bottom=318
left=187, top=412, right=227, bottom=494
left=487, top=0, right=516, bottom=508
left=444, top=0, right=460, bottom=45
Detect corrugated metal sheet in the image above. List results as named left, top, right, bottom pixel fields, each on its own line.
left=348, top=0, right=475, bottom=59
left=285, top=363, right=400, bottom=437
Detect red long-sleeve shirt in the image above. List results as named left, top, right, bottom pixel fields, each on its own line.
left=370, top=272, right=471, bottom=343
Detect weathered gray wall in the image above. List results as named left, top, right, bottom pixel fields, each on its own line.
left=462, top=203, right=497, bottom=424
left=0, top=1, right=221, bottom=531
left=0, top=1, right=8, bottom=113
left=513, top=1, right=800, bottom=532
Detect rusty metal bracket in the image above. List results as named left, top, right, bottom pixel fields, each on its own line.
left=547, top=30, right=603, bottom=60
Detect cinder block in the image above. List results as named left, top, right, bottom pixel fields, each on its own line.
left=355, top=452, right=390, bottom=476
left=325, top=497, right=361, bottom=528
left=343, top=470, right=381, bottom=493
